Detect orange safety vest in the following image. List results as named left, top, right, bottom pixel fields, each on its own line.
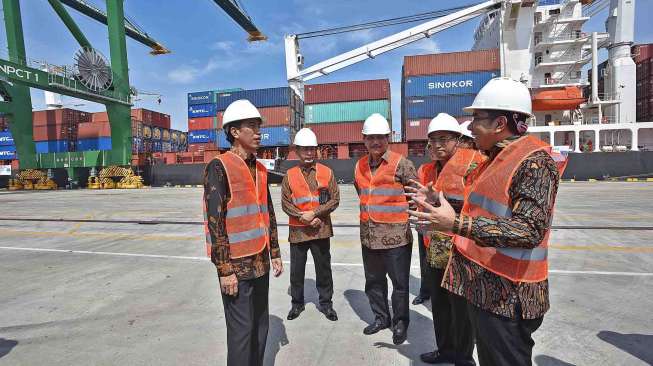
left=417, top=161, right=439, bottom=248
left=206, top=151, right=270, bottom=259
left=355, top=151, right=409, bottom=224
left=454, top=135, right=564, bottom=283
left=287, top=163, right=333, bottom=227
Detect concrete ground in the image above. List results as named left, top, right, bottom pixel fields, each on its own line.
left=0, top=182, right=651, bottom=366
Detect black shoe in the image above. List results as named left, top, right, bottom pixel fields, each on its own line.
left=319, top=306, right=338, bottom=321
left=392, top=321, right=408, bottom=345
left=286, top=304, right=305, bottom=320
left=412, top=294, right=430, bottom=305
left=420, top=351, right=439, bottom=364
left=363, top=319, right=390, bottom=335
left=421, top=352, right=456, bottom=365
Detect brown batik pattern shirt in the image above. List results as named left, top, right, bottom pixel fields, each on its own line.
left=355, top=150, right=417, bottom=250
left=281, top=163, right=340, bottom=244
left=203, top=154, right=281, bottom=280
left=443, top=137, right=560, bottom=320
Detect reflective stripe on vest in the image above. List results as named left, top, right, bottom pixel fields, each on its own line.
left=287, top=163, right=332, bottom=227
left=355, top=151, right=409, bottom=224
left=417, top=161, right=439, bottom=248
left=218, top=152, right=270, bottom=258
left=454, top=136, right=554, bottom=283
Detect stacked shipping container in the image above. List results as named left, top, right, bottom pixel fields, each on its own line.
left=188, top=87, right=301, bottom=158
left=32, top=109, right=90, bottom=153
left=304, top=79, right=391, bottom=158
left=633, top=44, right=653, bottom=121
left=402, top=49, right=500, bottom=147
left=0, top=130, right=16, bottom=161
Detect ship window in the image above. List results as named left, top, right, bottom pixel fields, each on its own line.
left=549, top=9, right=560, bottom=16
left=535, top=52, right=543, bottom=66
left=545, top=115, right=553, bottom=123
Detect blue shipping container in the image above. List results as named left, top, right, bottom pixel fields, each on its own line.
left=188, top=91, right=215, bottom=105
left=0, top=131, right=14, bottom=146
left=35, top=140, right=69, bottom=153
left=77, top=137, right=112, bottom=151
left=188, top=104, right=217, bottom=118
left=405, top=94, right=476, bottom=119
left=152, top=141, right=163, bottom=152
left=216, top=87, right=292, bottom=111
left=217, top=127, right=290, bottom=148
left=538, top=0, right=561, bottom=6
left=404, top=70, right=499, bottom=97
left=188, top=129, right=217, bottom=144
left=0, top=145, right=16, bottom=160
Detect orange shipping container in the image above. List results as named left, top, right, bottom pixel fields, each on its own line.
left=78, top=121, right=112, bottom=139
left=404, top=116, right=468, bottom=141
left=309, top=121, right=365, bottom=144
left=33, top=124, right=76, bottom=141
left=33, top=108, right=91, bottom=126
left=403, top=49, right=500, bottom=77
left=217, top=106, right=292, bottom=128
left=388, top=143, right=408, bottom=157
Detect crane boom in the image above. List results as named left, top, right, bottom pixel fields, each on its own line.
left=286, top=0, right=501, bottom=85
left=211, top=0, right=267, bottom=41
left=59, top=0, right=170, bottom=55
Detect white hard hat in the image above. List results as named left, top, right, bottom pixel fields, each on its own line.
left=463, top=77, right=533, bottom=117
left=222, top=99, right=262, bottom=127
left=427, top=113, right=461, bottom=136
left=459, top=120, right=473, bottom=139
left=362, top=113, right=391, bottom=135
left=293, top=128, right=318, bottom=147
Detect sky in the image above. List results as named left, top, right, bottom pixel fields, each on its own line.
left=2, top=0, right=653, bottom=133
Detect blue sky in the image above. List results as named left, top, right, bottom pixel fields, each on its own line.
left=3, top=0, right=653, bottom=133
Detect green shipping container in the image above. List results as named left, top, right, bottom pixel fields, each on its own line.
left=37, top=151, right=111, bottom=168
left=305, top=100, right=390, bottom=124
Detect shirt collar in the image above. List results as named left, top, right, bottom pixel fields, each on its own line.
left=487, top=135, right=521, bottom=159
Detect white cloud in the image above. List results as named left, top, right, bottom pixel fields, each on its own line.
left=406, top=38, right=441, bottom=54
left=167, top=58, right=235, bottom=84
left=210, top=41, right=235, bottom=51
left=345, top=29, right=379, bottom=44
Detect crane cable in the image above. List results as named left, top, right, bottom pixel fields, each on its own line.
left=295, top=1, right=487, bottom=39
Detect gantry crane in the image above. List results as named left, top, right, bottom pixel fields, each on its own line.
left=1, top=0, right=264, bottom=185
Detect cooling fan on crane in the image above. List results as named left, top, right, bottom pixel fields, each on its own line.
left=73, top=47, right=113, bottom=92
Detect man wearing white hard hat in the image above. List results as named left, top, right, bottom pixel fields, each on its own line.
left=281, top=128, right=340, bottom=322
left=354, top=113, right=416, bottom=345
left=409, top=113, right=485, bottom=365
left=408, top=78, right=566, bottom=366
left=203, top=99, right=283, bottom=366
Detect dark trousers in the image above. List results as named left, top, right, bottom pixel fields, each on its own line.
left=221, top=273, right=269, bottom=366
left=361, top=243, right=412, bottom=327
left=428, top=266, right=475, bottom=365
left=290, top=238, right=334, bottom=308
left=416, top=234, right=432, bottom=298
left=468, top=302, right=544, bottom=366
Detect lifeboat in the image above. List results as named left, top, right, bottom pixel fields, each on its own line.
left=531, top=86, right=586, bottom=111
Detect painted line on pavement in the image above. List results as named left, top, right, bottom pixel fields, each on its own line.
left=1, top=246, right=652, bottom=277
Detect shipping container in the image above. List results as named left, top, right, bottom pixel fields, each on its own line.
left=132, top=120, right=143, bottom=138
left=217, top=106, right=294, bottom=128
left=305, top=100, right=390, bottom=124
left=152, top=127, right=162, bottom=141
left=132, top=137, right=144, bottom=154
left=632, top=43, right=653, bottom=64
left=215, top=87, right=294, bottom=111
left=0, top=145, right=17, bottom=160
left=35, top=140, right=70, bottom=153
left=305, top=79, right=390, bottom=104
left=32, top=108, right=91, bottom=126
left=152, top=141, right=163, bottom=153
left=32, top=124, right=77, bottom=141
left=405, top=94, right=475, bottom=119
left=170, top=131, right=180, bottom=144
left=0, top=131, right=13, bottom=146
left=403, top=49, right=500, bottom=77
left=188, top=117, right=218, bottom=131
left=77, top=137, right=112, bottom=151
left=162, top=129, right=171, bottom=142
left=77, top=121, right=112, bottom=139
left=404, top=70, right=499, bottom=97
left=188, top=103, right=217, bottom=118
left=162, top=142, right=172, bottom=152
left=189, top=129, right=218, bottom=144
left=403, top=116, right=469, bottom=141
left=143, top=125, right=152, bottom=140
left=188, top=91, right=216, bottom=105
left=216, top=126, right=291, bottom=148
left=131, top=108, right=153, bottom=123
left=188, top=142, right=218, bottom=152
left=309, top=121, right=365, bottom=144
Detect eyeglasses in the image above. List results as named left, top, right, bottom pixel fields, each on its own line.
left=428, top=136, right=459, bottom=145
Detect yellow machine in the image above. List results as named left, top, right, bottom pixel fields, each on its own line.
left=87, top=166, right=144, bottom=189
left=12, top=169, right=57, bottom=190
